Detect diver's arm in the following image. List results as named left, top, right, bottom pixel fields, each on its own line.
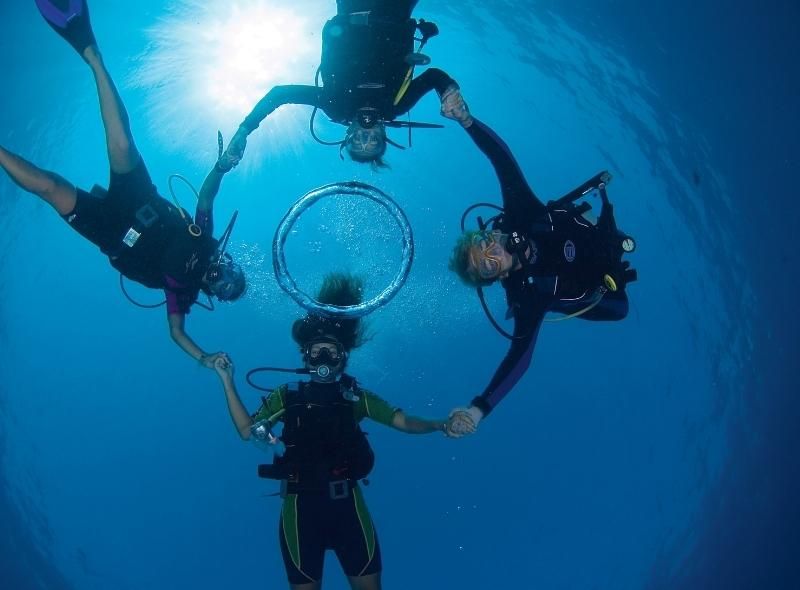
left=391, top=410, right=448, bottom=435
left=470, top=297, right=547, bottom=417
left=213, top=357, right=253, bottom=440
left=465, top=118, right=546, bottom=216
left=167, top=312, right=223, bottom=369
left=196, top=165, right=224, bottom=216
left=393, top=67, right=457, bottom=116
left=239, top=85, right=322, bottom=134
left=194, top=165, right=223, bottom=236
left=226, top=85, right=322, bottom=163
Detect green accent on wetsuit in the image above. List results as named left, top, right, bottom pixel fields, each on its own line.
left=352, top=485, right=376, bottom=567
left=281, top=495, right=306, bottom=577
left=253, top=383, right=399, bottom=426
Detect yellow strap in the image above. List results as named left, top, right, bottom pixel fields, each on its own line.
left=393, top=65, right=414, bottom=106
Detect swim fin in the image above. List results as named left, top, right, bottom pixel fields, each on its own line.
left=34, top=0, right=96, bottom=55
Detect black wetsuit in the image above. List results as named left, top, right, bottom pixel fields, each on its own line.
left=239, top=0, right=455, bottom=133
left=467, top=120, right=630, bottom=417
left=63, top=159, right=218, bottom=315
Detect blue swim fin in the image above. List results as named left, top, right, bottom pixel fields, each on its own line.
left=35, top=0, right=96, bottom=55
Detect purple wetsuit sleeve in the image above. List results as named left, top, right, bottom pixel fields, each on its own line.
left=465, top=118, right=546, bottom=220
left=164, top=275, right=195, bottom=316
left=241, top=85, right=322, bottom=133
left=470, top=296, right=547, bottom=416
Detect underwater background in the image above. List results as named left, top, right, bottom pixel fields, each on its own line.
left=1, top=1, right=797, bottom=589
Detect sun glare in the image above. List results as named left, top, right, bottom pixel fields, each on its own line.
left=201, top=4, right=315, bottom=113
left=129, top=0, right=322, bottom=160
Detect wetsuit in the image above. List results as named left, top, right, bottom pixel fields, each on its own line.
left=239, top=0, right=455, bottom=134
left=466, top=119, right=630, bottom=417
left=63, top=159, right=218, bottom=316
left=252, top=380, right=398, bottom=585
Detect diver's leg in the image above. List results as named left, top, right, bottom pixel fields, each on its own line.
left=347, top=573, right=382, bottom=590
left=83, top=46, right=141, bottom=175
left=280, top=495, right=326, bottom=590
left=336, top=486, right=382, bottom=590
left=0, top=145, right=77, bottom=215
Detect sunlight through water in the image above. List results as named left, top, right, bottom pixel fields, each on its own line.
left=128, top=0, right=324, bottom=160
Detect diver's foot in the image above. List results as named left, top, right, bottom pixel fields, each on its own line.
left=35, top=0, right=98, bottom=57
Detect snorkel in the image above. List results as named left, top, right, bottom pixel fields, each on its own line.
left=205, top=210, right=245, bottom=301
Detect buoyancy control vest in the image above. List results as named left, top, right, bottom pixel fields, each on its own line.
left=320, top=11, right=417, bottom=121
left=262, top=377, right=375, bottom=485
left=109, top=194, right=219, bottom=291
left=499, top=194, right=635, bottom=304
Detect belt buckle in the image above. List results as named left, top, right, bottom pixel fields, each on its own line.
left=329, top=480, right=349, bottom=500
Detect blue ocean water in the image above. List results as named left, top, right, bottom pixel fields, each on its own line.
left=1, top=1, right=797, bottom=589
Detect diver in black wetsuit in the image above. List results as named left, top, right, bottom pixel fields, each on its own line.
left=223, top=0, right=468, bottom=167
left=0, top=0, right=246, bottom=369
left=442, top=108, right=637, bottom=436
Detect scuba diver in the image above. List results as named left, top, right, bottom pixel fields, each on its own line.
left=213, top=273, right=451, bottom=590
left=0, top=0, right=246, bottom=368
left=224, top=0, right=469, bottom=168
left=443, top=108, right=638, bottom=437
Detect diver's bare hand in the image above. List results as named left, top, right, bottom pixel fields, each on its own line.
left=212, top=355, right=234, bottom=381
left=440, top=86, right=473, bottom=128
left=215, top=151, right=240, bottom=173
left=446, top=406, right=482, bottom=438
left=201, top=351, right=229, bottom=370
left=224, top=128, right=248, bottom=164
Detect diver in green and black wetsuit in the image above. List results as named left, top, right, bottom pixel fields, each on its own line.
left=213, top=273, right=452, bottom=590
left=223, top=0, right=469, bottom=168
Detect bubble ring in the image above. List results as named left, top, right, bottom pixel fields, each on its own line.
left=272, top=182, right=414, bottom=318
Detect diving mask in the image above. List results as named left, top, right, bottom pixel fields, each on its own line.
left=470, top=230, right=508, bottom=279
left=303, top=339, right=346, bottom=381
left=206, top=253, right=245, bottom=301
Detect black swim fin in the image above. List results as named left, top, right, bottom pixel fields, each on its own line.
left=35, top=0, right=97, bottom=56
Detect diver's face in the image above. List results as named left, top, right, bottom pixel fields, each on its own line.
left=203, top=256, right=243, bottom=301
left=468, top=230, right=515, bottom=280
left=346, top=124, right=385, bottom=159
left=307, top=341, right=343, bottom=363
left=303, top=340, right=346, bottom=382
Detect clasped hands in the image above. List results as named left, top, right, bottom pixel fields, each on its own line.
left=445, top=405, right=483, bottom=438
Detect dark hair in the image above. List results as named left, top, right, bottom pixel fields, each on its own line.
left=347, top=147, right=390, bottom=169
left=448, top=231, right=497, bottom=287
left=291, top=273, right=367, bottom=352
